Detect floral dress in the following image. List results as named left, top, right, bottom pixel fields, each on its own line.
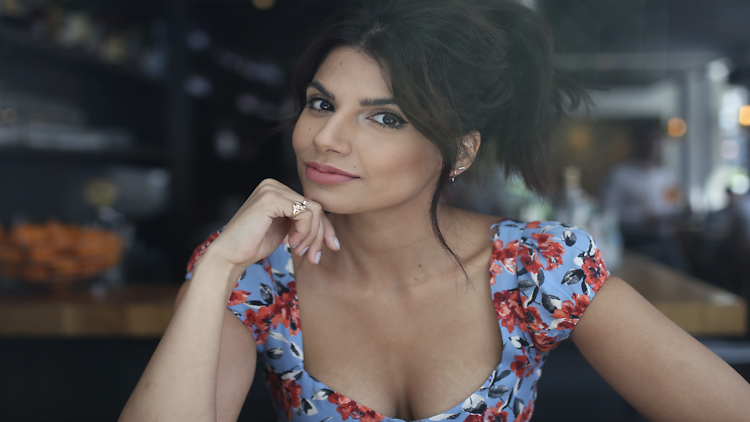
left=185, top=219, right=609, bottom=422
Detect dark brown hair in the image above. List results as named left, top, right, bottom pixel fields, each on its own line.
left=288, top=0, right=586, bottom=276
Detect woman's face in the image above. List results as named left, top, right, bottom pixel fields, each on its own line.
left=293, top=47, right=443, bottom=215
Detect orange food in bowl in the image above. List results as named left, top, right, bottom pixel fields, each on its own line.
left=0, top=222, right=124, bottom=285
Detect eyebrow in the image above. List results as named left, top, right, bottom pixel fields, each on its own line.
left=307, top=80, right=397, bottom=107
left=308, top=81, right=335, bottom=100
left=359, top=97, right=396, bottom=107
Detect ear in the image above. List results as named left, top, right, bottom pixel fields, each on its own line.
left=454, top=131, right=481, bottom=176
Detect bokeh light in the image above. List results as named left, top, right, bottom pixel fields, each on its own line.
left=252, top=0, right=276, bottom=10
left=731, top=173, right=750, bottom=195
left=668, top=117, right=687, bottom=138
left=739, top=105, right=750, bottom=127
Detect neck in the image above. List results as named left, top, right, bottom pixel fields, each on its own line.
left=325, top=202, right=462, bottom=288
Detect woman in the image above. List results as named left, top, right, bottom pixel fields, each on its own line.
left=120, top=1, right=750, bottom=421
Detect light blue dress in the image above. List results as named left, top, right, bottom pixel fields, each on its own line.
left=185, top=219, right=609, bottom=422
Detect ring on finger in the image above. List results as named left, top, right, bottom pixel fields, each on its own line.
left=291, top=197, right=309, bottom=218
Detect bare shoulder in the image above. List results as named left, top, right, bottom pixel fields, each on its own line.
left=442, top=206, right=501, bottom=262
left=446, top=207, right=501, bottom=237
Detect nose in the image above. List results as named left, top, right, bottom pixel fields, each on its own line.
left=311, top=111, right=353, bottom=156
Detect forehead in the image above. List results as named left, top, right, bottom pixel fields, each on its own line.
left=313, top=47, right=392, bottom=98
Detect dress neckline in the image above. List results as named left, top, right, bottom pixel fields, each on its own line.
left=286, top=222, right=509, bottom=422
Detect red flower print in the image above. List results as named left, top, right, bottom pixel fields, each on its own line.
left=517, top=246, right=543, bottom=275
left=241, top=281, right=301, bottom=344
left=243, top=308, right=256, bottom=327
left=273, top=281, right=301, bottom=335
left=530, top=233, right=550, bottom=244
left=522, top=305, right=549, bottom=333
left=493, top=290, right=524, bottom=333
left=521, top=305, right=556, bottom=351
left=511, top=351, right=542, bottom=377
left=267, top=371, right=302, bottom=420
left=513, top=399, right=534, bottom=422
left=525, top=221, right=541, bottom=229
left=551, top=293, right=591, bottom=331
left=186, top=231, right=220, bottom=274
left=530, top=233, right=564, bottom=271
left=327, top=392, right=385, bottom=422
left=228, top=289, right=250, bottom=306
left=491, top=239, right=519, bottom=276
left=244, top=306, right=273, bottom=345
left=464, top=402, right=509, bottom=422
left=529, top=331, right=558, bottom=353
left=510, top=355, right=531, bottom=378
left=582, top=249, right=607, bottom=293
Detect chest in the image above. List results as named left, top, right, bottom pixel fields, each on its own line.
left=294, top=268, right=503, bottom=421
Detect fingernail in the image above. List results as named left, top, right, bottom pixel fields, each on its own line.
left=293, top=241, right=301, bottom=248
left=334, top=237, right=340, bottom=250
left=315, top=251, right=321, bottom=264
left=300, top=246, right=309, bottom=256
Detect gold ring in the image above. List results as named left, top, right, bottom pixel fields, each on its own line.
left=291, top=198, right=308, bottom=218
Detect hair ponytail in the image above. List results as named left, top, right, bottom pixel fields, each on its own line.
left=471, top=0, right=587, bottom=197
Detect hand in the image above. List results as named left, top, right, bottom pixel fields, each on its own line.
left=206, top=179, right=339, bottom=273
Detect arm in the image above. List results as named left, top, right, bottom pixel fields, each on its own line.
left=118, top=179, right=338, bottom=421
left=119, top=254, right=256, bottom=422
left=571, top=276, right=750, bottom=421
left=181, top=280, right=258, bottom=422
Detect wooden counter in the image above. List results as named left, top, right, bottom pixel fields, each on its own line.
left=0, top=251, right=747, bottom=337
left=614, top=252, right=747, bottom=337
left=0, top=284, right=178, bottom=337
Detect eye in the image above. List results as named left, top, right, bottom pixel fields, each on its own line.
left=306, top=96, right=334, bottom=113
left=368, top=111, right=408, bottom=130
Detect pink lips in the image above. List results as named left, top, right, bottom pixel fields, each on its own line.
left=304, top=161, right=359, bottom=185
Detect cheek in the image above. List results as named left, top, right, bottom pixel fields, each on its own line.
left=367, top=138, right=443, bottom=184
left=291, top=114, right=316, bottom=155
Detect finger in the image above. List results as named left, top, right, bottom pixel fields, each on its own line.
left=287, top=224, right=301, bottom=247
left=307, top=218, right=326, bottom=264
left=321, top=214, right=340, bottom=251
left=296, top=204, right=321, bottom=256
left=252, top=184, right=304, bottom=220
left=286, top=199, right=313, bottom=248
left=252, top=178, right=300, bottom=199
left=289, top=210, right=313, bottom=253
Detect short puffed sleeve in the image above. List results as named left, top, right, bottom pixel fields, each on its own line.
left=185, top=231, right=299, bottom=353
left=491, top=220, right=609, bottom=353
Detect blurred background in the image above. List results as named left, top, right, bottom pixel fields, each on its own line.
left=1, top=0, right=750, bottom=421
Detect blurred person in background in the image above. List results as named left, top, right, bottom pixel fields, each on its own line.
left=120, top=1, right=750, bottom=421
left=602, top=123, right=689, bottom=271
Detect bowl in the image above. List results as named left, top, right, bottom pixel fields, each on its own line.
left=0, top=221, right=124, bottom=289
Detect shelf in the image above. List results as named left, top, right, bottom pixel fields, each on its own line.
left=0, top=283, right=178, bottom=337
left=615, top=252, right=747, bottom=336
left=0, top=24, right=165, bottom=89
left=0, top=146, right=166, bottom=166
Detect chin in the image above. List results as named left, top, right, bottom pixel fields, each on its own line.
left=301, top=183, right=358, bottom=214
left=312, top=198, right=364, bottom=215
